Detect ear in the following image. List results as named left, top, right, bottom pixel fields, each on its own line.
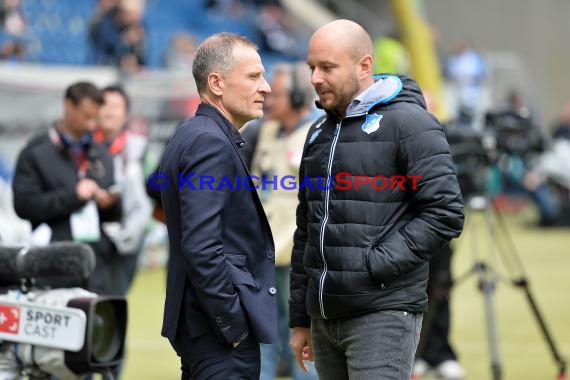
left=208, top=72, right=224, bottom=97
left=358, top=54, right=374, bottom=79
left=63, top=98, right=74, bottom=115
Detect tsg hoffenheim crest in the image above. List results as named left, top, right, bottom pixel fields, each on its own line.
left=362, top=114, right=383, bottom=134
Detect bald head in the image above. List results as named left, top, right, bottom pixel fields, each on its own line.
left=310, top=19, right=373, bottom=62
left=307, top=19, right=375, bottom=117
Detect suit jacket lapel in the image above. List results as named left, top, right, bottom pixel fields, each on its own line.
left=196, top=104, right=275, bottom=246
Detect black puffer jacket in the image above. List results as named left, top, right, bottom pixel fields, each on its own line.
left=289, top=75, right=464, bottom=327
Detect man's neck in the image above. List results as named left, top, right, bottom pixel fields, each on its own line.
left=58, top=119, right=84, bottom=140
left=102, top=128, right=120, bottom=141
left=354, top=79, right=376, bottom=101
left=202, top=96, right=244, bottom=129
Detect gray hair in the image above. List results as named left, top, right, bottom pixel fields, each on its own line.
left=270, top=62, right=315, bottom=108
left=192, top=32, right=258, bottom=95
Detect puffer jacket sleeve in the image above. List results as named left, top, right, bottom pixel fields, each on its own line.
left=367, top=109, right=464, bottom=284
left=289, top=122, right=319, bottom=328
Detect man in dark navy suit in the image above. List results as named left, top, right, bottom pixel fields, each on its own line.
left=160, top=32, right=278, bottom=379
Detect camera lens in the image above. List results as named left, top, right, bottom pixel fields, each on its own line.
left=92, top=301, right=122, bottom=363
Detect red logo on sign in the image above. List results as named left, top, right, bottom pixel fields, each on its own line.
left=0, top=304, right=20, bottom=334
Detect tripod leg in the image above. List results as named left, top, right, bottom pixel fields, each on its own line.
left=479, top=267, right=502, bottom=380
left=515, top=280, right=567, bottom=378
left=490, top=198, right=566, bottom=378
left=467, top=200, right=504, bottom=380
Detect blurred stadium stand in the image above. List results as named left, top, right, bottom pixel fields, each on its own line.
left=17, top=0, right=306, bottom=68
left=20, top=0, right=96, bottom=64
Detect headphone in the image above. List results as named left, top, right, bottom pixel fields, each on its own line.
left=289, top=63, right=306, bottom=110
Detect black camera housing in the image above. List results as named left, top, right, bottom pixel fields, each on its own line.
left=65, top=296, right=128, bottom=375
left=444, top=125, right=495, bottom=198
left=485, top=111, right=545, bottom=156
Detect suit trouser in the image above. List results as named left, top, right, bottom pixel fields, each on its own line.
left=169, top=314, right=260, bottom=380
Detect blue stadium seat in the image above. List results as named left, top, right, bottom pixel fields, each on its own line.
left=21, top=0, right=96, bottom=65
left=18, top=0, right=295, bottom=68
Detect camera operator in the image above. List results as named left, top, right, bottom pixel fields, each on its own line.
left=486, top=89, right=558, bottom=226
left=11, top=81, right=122, bottom=293
left=517, top=101, right=570, bottom=226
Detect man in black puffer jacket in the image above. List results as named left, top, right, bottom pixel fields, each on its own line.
left=288, top=20, right=464, bottom=380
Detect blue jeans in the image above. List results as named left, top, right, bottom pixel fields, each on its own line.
left=311, top=310, right=423, bottom=380
left=260, top=266, right=318, bottom=380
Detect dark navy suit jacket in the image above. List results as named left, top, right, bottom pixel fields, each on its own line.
left=160, top=103, right=278, bottom=345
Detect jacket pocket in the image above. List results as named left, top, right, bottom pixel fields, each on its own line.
left=225, top=254, right=256, bottom=287
left=366, top=246, right=389, bottom=290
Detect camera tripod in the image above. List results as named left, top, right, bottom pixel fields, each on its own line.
left=417, top=194, right=566, bottom=380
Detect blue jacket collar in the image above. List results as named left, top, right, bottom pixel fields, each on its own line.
left=195, top=103, right=246, bottom=147
left=345, top=75, right=403, bottom=117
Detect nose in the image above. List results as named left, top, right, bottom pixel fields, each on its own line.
left=311, top=69, right=324, bottom=86
left=260, top=77, right=271, bottom=94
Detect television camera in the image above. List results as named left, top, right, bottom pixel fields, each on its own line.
left=0, top=242, right=127, bottom=380
left=443, top=124, right=497, bottom=198
left=444, top=109, right=547, bottom=198
left=484, top=110, right=546, bottom=157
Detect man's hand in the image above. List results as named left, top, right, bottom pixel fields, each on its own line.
left=94, top=187, right=120, bottom=210
left=75, top=179, right=99, bottom=201
left=290, top=327, right=313, bottom=372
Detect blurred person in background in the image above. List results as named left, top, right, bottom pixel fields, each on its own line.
left=241, top=62, right=319, bottom=380
left=551, top=101, right=570, bottom=141
left=93, top=85, right=151, bottom=296
left=0, top=128, right=31, bottom=245
left=0, top=38, right=24, bottom=60
left=288, top=19, right=464, bottom=380
left=160, top=32, right=277, bottom=379
left=373, top=29, right=410, bottom=75
left=0, top=177, right=31, bottom=245
left=488, top=89, right=558, bottom=225
left=0, top=0, right=25, bottom=37
left=12, top=81, right=122, bottom=293
left=0, top=0, right=26, bottom=61
left=88, top=0, right=119, bottom=32
left=164, top=32, right=199, bottom=71
left=444, top=39, right=486, bottom=120
left=255, top=3, right=307, bottom=60
left=518, top=100, right=570, bottom=226
left=89, top=0, right=146, bottom=73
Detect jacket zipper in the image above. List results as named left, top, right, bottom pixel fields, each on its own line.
left=318, top=121, right=342, bottom=319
